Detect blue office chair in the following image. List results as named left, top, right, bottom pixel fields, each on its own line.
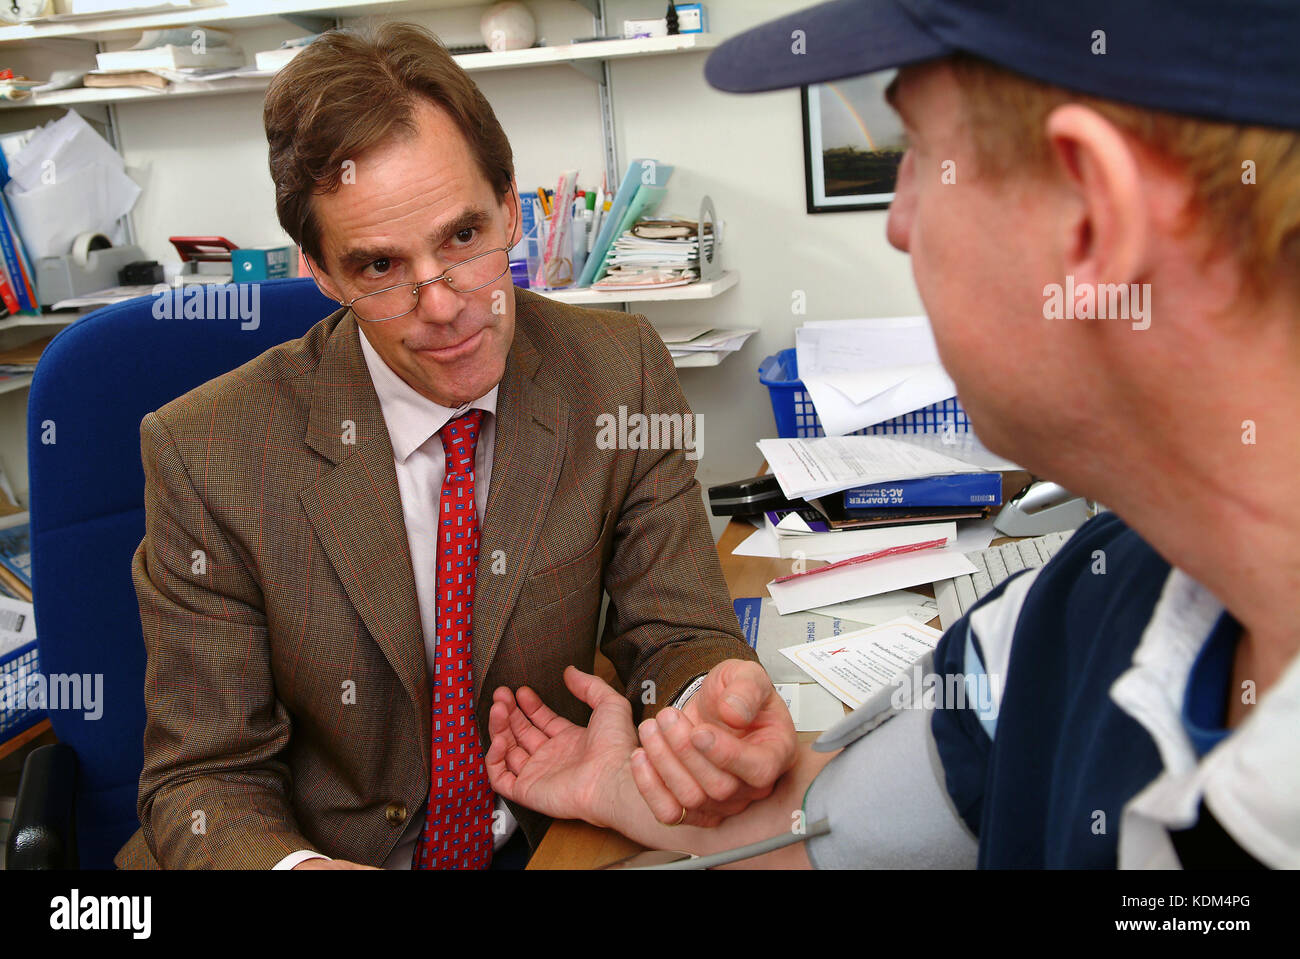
left=6, top=277, right=339, bottom=869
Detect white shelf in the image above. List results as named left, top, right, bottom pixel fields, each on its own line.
left=3, top=75, right=274, bottom=108
left=0, top=375, right=33, bottom=395
left=0, top=312, right=84, bottom=331
left=0, top=0, right=482, bottom=43
left=1, top=33, right=720, bottom=109
left=671, top=352, right=735, bottom=369
left=455, top=32, right=719, bottom=74
left=536, top=269, right=738, bottom=306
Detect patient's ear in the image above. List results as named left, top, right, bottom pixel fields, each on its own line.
left=1044, top=104, right=1150, bottom=291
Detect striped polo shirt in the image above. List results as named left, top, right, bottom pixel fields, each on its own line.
left=930, top=511, right=1299, bottom=867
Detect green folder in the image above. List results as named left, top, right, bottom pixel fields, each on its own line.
left=590, top=184, right=667, bottom=284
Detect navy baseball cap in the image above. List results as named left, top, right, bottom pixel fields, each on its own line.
left=704, top=0, right=1300, bottom=130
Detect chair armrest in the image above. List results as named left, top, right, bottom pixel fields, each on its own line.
left=6, top=743, right=78, bottom=869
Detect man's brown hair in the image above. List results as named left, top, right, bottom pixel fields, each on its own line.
left=947, top=52, right=1300, bottom=297
left=263, top=21, right=516, bottom=266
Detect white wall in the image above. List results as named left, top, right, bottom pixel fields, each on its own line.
left=15, top=0, right=924, bottom=532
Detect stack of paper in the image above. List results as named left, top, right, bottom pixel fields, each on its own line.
left=757, top=435, right=984, bottom=501
left=592, top=215, right=715, bottom=291
left=658, top=324, right=755, bottom=368
left=95, top=27, right=244, bottom=72
left=795, top=316, right=957, bottom=435
left=4, top=110, right=141, bottom=261
left=762, top=523, right=976, bottom=615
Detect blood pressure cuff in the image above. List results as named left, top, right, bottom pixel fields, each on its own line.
left=800, top=654, right=978, bottom=869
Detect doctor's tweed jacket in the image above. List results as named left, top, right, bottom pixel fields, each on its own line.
left=114, top=286, right=755, bottom=869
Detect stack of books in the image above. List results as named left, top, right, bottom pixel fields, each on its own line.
left=0, top=151, right=39, bottom=320
left=85, top=27, right=245, bottom=89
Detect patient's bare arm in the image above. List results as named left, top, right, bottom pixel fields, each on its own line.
left=486, top=666, right=835, bottom=868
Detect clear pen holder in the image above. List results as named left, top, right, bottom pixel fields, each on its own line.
left=517, top=218, right=577, bottom=291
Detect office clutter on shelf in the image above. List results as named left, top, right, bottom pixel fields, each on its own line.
left=625, top=2, right=708, bottom=38
left=592, top=209, right=716, bottom=291
left=657, top=322, right=755, bottom=368
left=0, top=68, right=39, bottom=100
left=515, top=158, right=723, bottom=296
left=0, top=109, right=143, bottom=314
left=44, top=235, right=296, bottom=311
left=0, top=334, right=53, bottom=380
left=95, top=27, right=243, bottom=72
left=481, top=1, right=536, bottom=52
left=80, top=31, right=323, bottom=90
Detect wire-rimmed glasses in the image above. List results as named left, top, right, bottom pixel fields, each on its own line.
left=342, top=245, right=511, bottom=322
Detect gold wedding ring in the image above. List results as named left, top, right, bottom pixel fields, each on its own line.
left=673, top=806, right=687, bottom=826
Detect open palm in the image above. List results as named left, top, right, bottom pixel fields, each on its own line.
left=485, top=666, right=638, bottom=829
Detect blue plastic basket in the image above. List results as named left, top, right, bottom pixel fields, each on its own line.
left=0, top=638, right=45, bottom=742
left=758, top=348, right=970, bottom=438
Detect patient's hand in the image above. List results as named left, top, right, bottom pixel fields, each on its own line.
left=485, top=666, right=637, bottom=829
left=634, top=660, right=798, bottom=827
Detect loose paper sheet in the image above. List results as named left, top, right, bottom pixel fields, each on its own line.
left=780, top=616, right=944, bottom=710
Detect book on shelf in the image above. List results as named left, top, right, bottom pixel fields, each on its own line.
left=0, top=195, right=38, bottom=315
left=84, top=70, right=170, bottom=90
left=96, top=44, right=244, bottom=73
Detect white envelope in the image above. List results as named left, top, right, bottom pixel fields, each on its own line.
left=766, top=546, right=977, bottom=615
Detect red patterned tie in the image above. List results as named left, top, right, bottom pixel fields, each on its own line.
left=412, top=409, right=495, bottom=869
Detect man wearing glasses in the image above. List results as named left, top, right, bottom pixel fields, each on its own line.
left=115, top=22, right=795, bottom=871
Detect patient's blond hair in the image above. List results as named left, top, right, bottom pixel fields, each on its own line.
left=948, top=53, right=1300, bottom=299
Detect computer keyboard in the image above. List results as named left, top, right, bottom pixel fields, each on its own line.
left=934, top=529, right=1076, bottom=630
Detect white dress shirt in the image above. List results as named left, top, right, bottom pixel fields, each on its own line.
left=275, top=326, right=511, bottom=869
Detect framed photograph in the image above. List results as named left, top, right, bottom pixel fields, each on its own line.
left=801, top=70, right=905, bottom=213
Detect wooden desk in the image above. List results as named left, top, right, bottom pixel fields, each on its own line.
left=0, top=718, right=53, bottom=763
left=527, top=515, right=915, bottom=869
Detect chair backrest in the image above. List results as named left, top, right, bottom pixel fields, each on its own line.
left=26, top=277, right=338, bottom=868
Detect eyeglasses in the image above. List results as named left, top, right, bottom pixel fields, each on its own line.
left=341, top=245, right=511, bottom=322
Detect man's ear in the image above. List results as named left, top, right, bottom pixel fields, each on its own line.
left=1044, top=104, right=1150, bottom=289
left=304, top=251, right=344, bottom=304
left=502, top=178, right=522, bottom=248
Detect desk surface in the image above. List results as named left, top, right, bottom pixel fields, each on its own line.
left=526, top=516, right=946, bottom=870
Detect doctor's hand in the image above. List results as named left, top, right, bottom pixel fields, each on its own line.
left=635, top=660, right=797, bottom=827
left=485, top=666, right=638, bottom=829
